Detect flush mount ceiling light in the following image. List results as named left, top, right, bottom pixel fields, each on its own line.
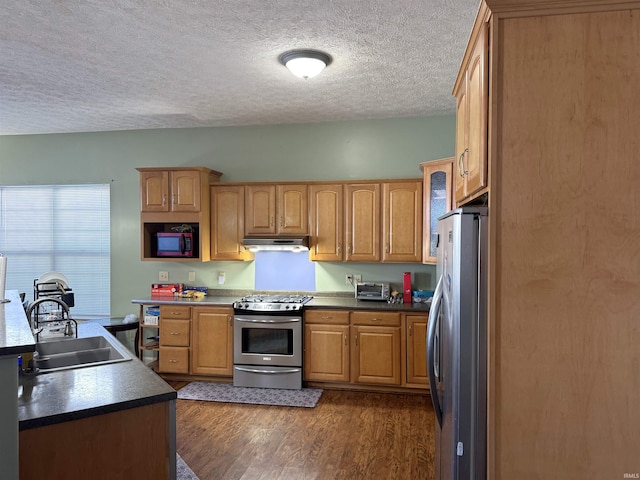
left=279, top=49, right=332, bottom=79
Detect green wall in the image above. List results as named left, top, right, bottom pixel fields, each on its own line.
left=0, top=115, right=455, bottom=315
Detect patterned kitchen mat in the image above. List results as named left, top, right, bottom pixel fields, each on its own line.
left=177, top=382, right=323, bottom=408
left=177, top=453, right=199, bottom=480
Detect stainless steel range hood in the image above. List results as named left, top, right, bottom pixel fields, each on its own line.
left=242, top=236, right=310, bottom=252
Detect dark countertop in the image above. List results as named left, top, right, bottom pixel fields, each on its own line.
left=132, top=290, right=432, bottom=313
left=1, top=290, right=36, bottom=356
left=18, top=322, right=176, bottom=431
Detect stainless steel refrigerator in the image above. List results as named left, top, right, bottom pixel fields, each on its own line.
left=427, top=206, right=487, bottom=480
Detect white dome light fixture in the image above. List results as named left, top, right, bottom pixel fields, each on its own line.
left=279, top=49, right=332, bottom=79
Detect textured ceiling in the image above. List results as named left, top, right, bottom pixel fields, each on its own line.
left=0, top=0, right=479, bottom=136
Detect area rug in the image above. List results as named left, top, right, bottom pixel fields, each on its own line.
left=177, top=381, right=323, bottom=408
left=177, top=453, right=199, bottom=480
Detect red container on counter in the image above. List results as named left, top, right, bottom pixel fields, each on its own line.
left=403, top=272, right=412, bottom=304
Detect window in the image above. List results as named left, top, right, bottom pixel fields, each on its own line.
left=0, top=184, right=110, bottom=316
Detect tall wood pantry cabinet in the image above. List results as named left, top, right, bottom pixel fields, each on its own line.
left=461, top=1, right=640, bottom=478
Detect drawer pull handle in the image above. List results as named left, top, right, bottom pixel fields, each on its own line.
left=169, top=360, right=178, bottom=363
left=321, top=316, right=333, bottom=320
left=372, top=318, right=382, bottom=322
left=170, top=332, right=180, bottom=335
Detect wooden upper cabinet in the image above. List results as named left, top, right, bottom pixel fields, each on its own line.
left=382, top=181, right=423, bottom=262
left=245, top=184, right=276, bottom=234
left=454, top=20, right=489, bottom=204
left=210, top=185, right=253, bottom=261
left=421, top=158, right=454, bottom=264
left=278, top=184, right=308, bottom=234
left=140, top=170, right=169, bottom=212
left=309, top=184, right=344, bottom=261
left=345, top=183, right=380, bottom=262
left=139, top=168, right=218, bottom=213
left=245, top=184, right=308, bottom=235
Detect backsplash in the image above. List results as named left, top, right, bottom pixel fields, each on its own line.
left=254, top=251, right=315, bottom=291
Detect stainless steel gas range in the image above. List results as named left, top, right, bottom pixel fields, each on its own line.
left=232, top=294, right=312, bottom=390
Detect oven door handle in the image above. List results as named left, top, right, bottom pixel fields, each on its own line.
left=234, top=366, right=301, bottom=375
left=234, top=317, right=301, bottom=324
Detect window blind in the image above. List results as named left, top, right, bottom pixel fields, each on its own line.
left=0, top=184, right=110, bottom=316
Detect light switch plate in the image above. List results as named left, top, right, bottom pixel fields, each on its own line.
left=188, top=271, right=196, bottom=282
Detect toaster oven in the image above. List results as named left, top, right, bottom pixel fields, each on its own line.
left=355, top=282, right=391, bottom=301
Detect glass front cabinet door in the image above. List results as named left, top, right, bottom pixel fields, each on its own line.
left=421, top=158, right=454, bottom=264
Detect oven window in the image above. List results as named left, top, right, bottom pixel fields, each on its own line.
left=242, top=328, right=293, bottom=355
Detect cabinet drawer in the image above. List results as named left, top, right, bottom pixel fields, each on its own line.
left=305, top=310, right=349, bottom=325
left=160, top=305, right=191, bottom=320
left=160, top=319, right=190, bottom=346
left=350, top=311, right=400, bottom=326
left=159, top=347, right=189, bottom=373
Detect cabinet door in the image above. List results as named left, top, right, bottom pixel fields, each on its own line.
left=405, top=315, right=429, bottom=387
left=304, top=324, right=350, bottom=382
left=464, top=23, right=488, bottom=198
left=351, top=325, right=401, bottom=385
left=245, top=184, right=277, bottom=235
left=382, top=182, right=422, bottom=262
left=309, top=184, right=343, bottom=261
left=454, top=83, right=468, bottom=203
left=170, top=170, right=201, bottom=212
left=277, top=184, right=308, bottom=234
left=454, top=22, right=488, bottom=203
left=211, top=185, right=252, bottom=261
left=159, top=346, right=189, bottom=373
left=191, top=307, right=233, bottom=376
left=422, top=158, right=454, bottom=264
left=345, top=183, right=380, bottom=262
left=140, top=171, right=169, bottom=212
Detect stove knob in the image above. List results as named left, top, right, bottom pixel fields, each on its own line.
left=285, top=305, right=291, bottom=309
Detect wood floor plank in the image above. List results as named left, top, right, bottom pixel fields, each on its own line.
left=171, top=382, right=434, bottom=480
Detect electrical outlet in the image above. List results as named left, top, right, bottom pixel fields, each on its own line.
left=188, top=271, right=196, bottom=282
left=218, top=272, right=226, bottom=285
left=345, top=274, right=354, bottom=285
left=159, top=271, right=169, bottom=282
left=354, top=274, right=362, bottom=284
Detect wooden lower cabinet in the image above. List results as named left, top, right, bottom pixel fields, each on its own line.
left=304, top=324, right=350, bottom=382
left=405, top=314, right=429, bottom=387
left=20, top=401, right=172, bottom=480
left=351, top=325, right=401, bottom=386
left=191, top=307, right=233, bottom=376
left=159, top=346, right=189, bottom=373
left=305, top=309, right=418, bottom=390
left=158, top=305, right=191, bottom=374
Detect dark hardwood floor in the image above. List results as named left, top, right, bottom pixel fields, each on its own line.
left=170, top=381, right=435, bottom=480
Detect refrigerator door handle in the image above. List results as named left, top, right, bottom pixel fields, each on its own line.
left=428, top=275, right=444, bottom=427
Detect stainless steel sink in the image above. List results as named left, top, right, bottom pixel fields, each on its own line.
left=35, top=335, right=133, bottom=372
